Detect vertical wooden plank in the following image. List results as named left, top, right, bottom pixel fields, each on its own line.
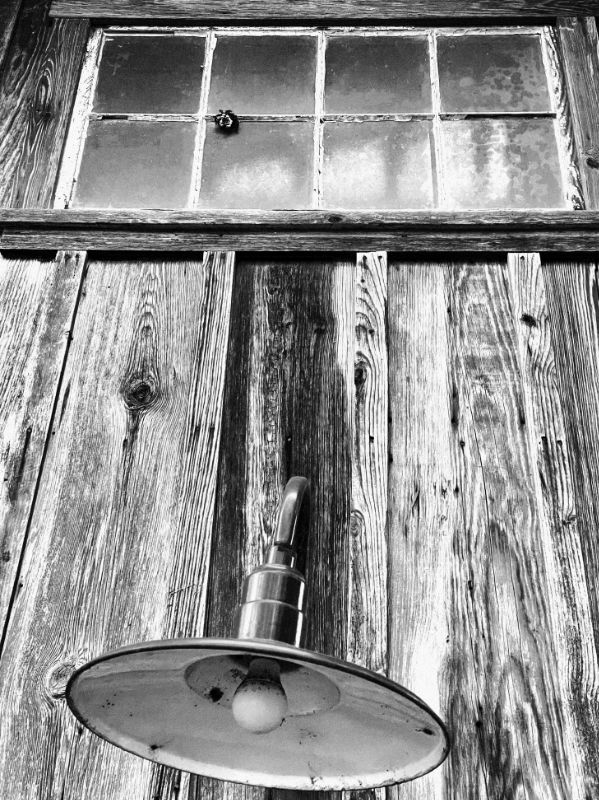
left=387, top=257, right=591, bottom=800
left=0, top=253, right=234, bottom=800
left=557, top=17, right=599, bottom=209
left=507, top=253, right=599, bottom=798
left=0, top=0, right=22, bottom=73
left=386, top=260, right=456, bottom=800
left=345, top=252, right=388, bottom=800
left=193, top=254, right=354, bottom=800
left=348, top=253, right=387, bottom=676
left=0, top=251, right=85, bottom=635
left=448, top=260, right=590, bottom=800
left=543, top=259, right=599, bottom=667
left=0, top=0, right=89, bottom=207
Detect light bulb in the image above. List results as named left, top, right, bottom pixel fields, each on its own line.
left=232, top=657, right=288, bottom=734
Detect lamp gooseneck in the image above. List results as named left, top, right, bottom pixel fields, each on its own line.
left=233, top=477, right=310, bottom=647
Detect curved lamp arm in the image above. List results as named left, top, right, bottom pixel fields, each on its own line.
left=268, top=476, right=310, bottom=566
left=235, top=477, right=310, bottom=646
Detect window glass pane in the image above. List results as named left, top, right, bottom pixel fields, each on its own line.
left=441, top=118, right=564, bottom=209
left=208, top=36, right=317, bottom=115
left=73, top=120, right=196, bottom=208
left=325, top=36, right=432, bottom=114
left=323, top=121, right=433, bottom=208
left=438, top=35, right=550, bottom=113
left=93, top=35, right=205, bottom=114
left=199, top=122, right=313, bottom=209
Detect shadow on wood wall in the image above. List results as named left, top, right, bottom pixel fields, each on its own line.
left=1, top=251, right=599, bottom=800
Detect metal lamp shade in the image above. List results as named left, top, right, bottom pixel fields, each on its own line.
left=66, top=638, right=449, bottom=790
left=66, top=478, right=450, bottom=788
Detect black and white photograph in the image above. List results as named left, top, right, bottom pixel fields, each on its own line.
left=0, top=1, right=598, bottom=798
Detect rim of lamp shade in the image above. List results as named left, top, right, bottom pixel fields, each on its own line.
left=66, top=636, right=450, bottom=791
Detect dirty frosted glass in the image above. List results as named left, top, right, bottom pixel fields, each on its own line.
left=199, top=122, right=313, bottom=208
left=93, top=35, right=205, bottom=114
left=325, top=37, right=432, bottom=113
left=208, top=36, right=317, bottom=115
left=323, top=121, right=433, bottom=208
left=437, top=35, right=550, bottom=113
left=442, top=118, right=564, bottom=209
left=73, top=120, right=195, bottom=208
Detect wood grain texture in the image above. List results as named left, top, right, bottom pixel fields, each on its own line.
left=542, top=259, right=599, bottom=676
left=544, top=26, right=585, bottom=210
left=557, top=18, right=599, bottom=209
left=0, top=250, right=84, bottom=635
left=507, top=253, right=599, bottom=798
left=348, top=252, right=388, bottom=675
left=3, top=210, right=599, bottom=252
left=345, top=253, right=388, bottom=800
left=192, top=254, right=354, bottom=800
left=49, top=0, right=599, bottom=19
left=387, top=257, right=593, bottom=799
left=0, top=253, right=234, bottom=800
left=0, top=0, right=88, bottom=208
left=2, top=209, right=597, bottom=228
left=0, top=0, right=21, bottom=74
left=386, top=260, right=456, bottom=800
left=5, top=232, right=599, bottom=252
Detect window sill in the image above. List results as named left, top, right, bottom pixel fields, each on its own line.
left=0, top=209, right=597, bottom=252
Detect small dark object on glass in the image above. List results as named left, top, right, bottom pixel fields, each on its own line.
left=214, top=109, right=239, bottom=133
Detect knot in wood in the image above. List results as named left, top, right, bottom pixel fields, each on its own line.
left=122, top=376, right=159, bottom=411
left=354, top=364, right=367, bottom=387
left=349, top=509, right=365, bottom=539
left=520, top=312, right=538, bottom=328
left=46, top=661, right=77, bottom=699
left=33, top=75, right=53, bottom=120
left=585, top=146, right=599, bottom=169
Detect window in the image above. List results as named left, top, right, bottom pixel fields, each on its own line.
left=56, top=26, right=576, bottom=212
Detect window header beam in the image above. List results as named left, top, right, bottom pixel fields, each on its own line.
left=49, top=1, right=599, bottom=20
left=2, top=209, right=599, bottom=252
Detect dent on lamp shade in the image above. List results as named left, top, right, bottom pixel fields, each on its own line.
left=66, top=478, right=450, bottom=790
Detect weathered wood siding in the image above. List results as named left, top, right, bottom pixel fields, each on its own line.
left=47, top=0, right=599, bottom=19
left=1, top=251, right=599, bottom=800
left=0, top=0, right=88, bottom=208
left=0, top=251, right=85, bottom=632
left=1, top=6, right=599, bottom=800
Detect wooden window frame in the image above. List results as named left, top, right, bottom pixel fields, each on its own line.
left=48, top=2, right=599, bottom=21
left=1, top=9, right=598, bottom=252
left=54, top=24, right=582, bottom=215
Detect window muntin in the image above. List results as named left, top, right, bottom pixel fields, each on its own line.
left=59, top=25, right=574, bottom=211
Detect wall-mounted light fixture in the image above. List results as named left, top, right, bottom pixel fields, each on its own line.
left=67, top=477, right=449, bottom=790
